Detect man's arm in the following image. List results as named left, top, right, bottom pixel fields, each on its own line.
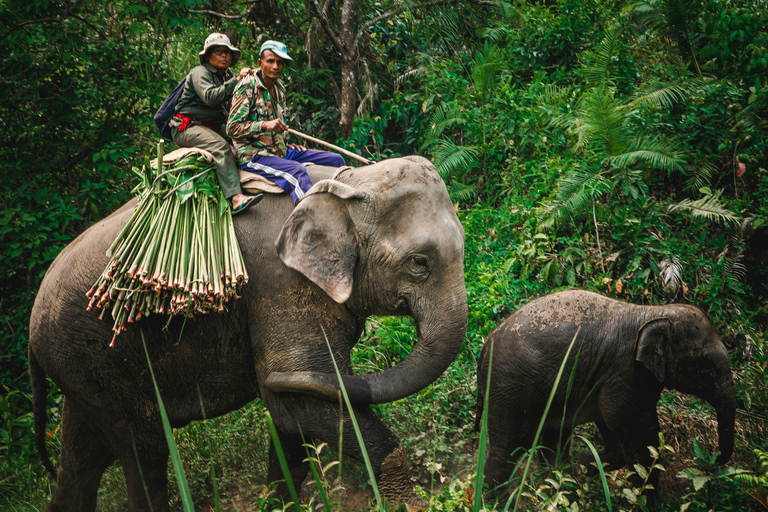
left=227, top=77, right=289, bottom=140
left=190, top=66, right=237, bottom=107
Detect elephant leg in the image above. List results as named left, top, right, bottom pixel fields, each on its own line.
left=483, top=414, right=532, bottom=495
left=348, top=408, right=423, bottom=507
left=541, top=427, right=572, bottom=467
left=267, top=429, right=310, bottom=504
left=605, top=408, right=661, bottom=503
left=48, top=398, right=115, bottom=512
left=116, top=430, right=170, bottom=511
left=269, top=396, right=422, bottom=507
left=594, top=419, right=625, bottom=468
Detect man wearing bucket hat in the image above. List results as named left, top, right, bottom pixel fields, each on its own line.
left=171, top=33, right=261, bottom=215
left=227, top=40, right=345, bottom=205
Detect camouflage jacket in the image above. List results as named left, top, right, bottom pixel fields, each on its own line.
left=227, top=70, right=288, bottom=162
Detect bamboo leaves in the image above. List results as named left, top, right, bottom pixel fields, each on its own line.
left=87, top=145, right=248, bottom=345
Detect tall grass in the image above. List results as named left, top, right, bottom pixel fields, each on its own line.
left=135, top=323, right=661, bottom=511
left=140, top=329, right=194, bottom=511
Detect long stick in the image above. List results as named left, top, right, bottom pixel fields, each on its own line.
left=287, top=128, right=373, bottom=165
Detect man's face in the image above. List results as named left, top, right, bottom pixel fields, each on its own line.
left=258, top=50, right=286, bottom=84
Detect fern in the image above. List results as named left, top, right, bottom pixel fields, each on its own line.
left=734, top=448, right=768, bottom=488
left=433, top=139, right=481, bottom=181
left=668, top=192, right=740, bottom=226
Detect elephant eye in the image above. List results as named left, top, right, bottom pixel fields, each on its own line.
left=406, top=254, right=431, bottom=280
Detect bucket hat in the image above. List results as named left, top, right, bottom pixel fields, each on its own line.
left=199, top=33, right=241, bottom=66
left=259, top=40, right=293, bottom=62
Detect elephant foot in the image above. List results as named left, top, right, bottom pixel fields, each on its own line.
left=378, top=442, right=426, bottom=508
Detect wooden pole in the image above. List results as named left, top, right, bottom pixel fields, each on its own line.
left=287, top=128, right=373, bottom=165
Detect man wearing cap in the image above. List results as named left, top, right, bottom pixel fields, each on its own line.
left=227, top=40, right=345, bottom=205
left=171, top=33, right=261, bottom=215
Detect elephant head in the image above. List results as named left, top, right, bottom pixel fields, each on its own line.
left=635, top=309, right=735, bottom=464
left=266, top=156, right=468, bottom=404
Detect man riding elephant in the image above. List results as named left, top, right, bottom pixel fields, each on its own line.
left=227, top=40, right=345, bottom=204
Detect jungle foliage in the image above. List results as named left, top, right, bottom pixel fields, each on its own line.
left=1, top=0, right=767, bottom=509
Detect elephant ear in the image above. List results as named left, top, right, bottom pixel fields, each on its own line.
left=275, top=180, right=366, bottom=303
left=635, top=317, right=672, bottom=384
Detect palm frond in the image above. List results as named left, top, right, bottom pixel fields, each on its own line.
left=448, top=181, right=478, bottom=202
left=668, top=192, right=741, bottom=226
left=605, top=135, right=689, bottom=173
left=582, top=25, right=623, bottom=87
left=629, top=79, right=691, bottom=110
left=394, top=67, right=428, bottom=90
left=659, top=256, right=684, bottom=298
left=479, top=26, right=512, bottom=43
left=540, top=166, right=610, bottom=224
left=684, top=159, right=717, bottom=190
left=434, top=139, right=481, bottom=180
left=420, top=105, right=468, bottom=152
left=573, top=87, right=631, bottom=156
left=471, top=43, right=504, bottom=97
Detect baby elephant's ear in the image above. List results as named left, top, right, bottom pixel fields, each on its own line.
left=635, top=317, right=672, bottom=384
left=275, top=181, right=365, bottom=303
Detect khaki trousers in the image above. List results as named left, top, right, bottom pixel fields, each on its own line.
left=171, top=124, right=242, bottom=199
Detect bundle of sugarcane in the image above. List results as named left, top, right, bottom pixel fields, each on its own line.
left=87, top=142, right=248, bottom=346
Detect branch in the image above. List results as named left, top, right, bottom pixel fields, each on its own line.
left=0, top=17, right=62, bottom=40
left=354, top=0, right=497, bottom=48
left=190, top=5, right=256, bottom=20
left=308, top=0, right=343, bottom=51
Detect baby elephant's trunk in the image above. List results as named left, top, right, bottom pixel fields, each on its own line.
left=713, top=375, right=736, bottom=465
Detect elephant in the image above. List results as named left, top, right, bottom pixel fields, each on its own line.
left=29, top=156, right=468, bottom=511
left=476, top=290, right=735, bottom=496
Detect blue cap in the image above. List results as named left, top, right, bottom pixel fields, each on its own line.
left=259, top=40, right=293, bottom=62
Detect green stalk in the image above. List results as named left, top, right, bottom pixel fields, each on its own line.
left=265, top=411, right=300, bottom=510
left=474, top=339, right=493, bottom=512
left=140, top=329, right=195, bottom=511
left=324, top=328, right=384, bottom=511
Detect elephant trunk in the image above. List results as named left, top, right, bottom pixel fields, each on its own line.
left=713, top=375, right=736, bottom=465
left=265, top=285, right=468, bottom=405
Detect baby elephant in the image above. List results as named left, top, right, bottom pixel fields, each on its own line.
left=477, top=290, right=735, bottom=493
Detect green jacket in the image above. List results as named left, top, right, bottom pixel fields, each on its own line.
left=171, top=63, right=238, bottom=130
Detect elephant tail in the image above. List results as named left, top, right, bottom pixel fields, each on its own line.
left=29, top=348, right=57, bottom=480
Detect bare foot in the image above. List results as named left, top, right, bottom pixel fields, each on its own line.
left=231, top=193, right=249, bottom=210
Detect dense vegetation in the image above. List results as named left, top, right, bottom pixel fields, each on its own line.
left=1, top=0, right=766, bottom=509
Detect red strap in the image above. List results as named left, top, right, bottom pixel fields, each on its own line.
left=174, top=113, right=213, bottom=132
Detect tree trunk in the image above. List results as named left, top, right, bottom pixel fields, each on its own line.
left=338, top=0, right=357, bottom=137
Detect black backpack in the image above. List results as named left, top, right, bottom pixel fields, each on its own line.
left=154, top=79, right=186, bottom=140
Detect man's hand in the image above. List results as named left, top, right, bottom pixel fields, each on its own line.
left=238, top=67, right=253, bottom=79
left=261, top=119, right=289, bottom=133
left=287, top=143, right=307, bottom=151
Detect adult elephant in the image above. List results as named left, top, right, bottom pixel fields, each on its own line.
left=29, top=156, right=468, bottom=511
left=477, top=290, right=735, bottom=496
